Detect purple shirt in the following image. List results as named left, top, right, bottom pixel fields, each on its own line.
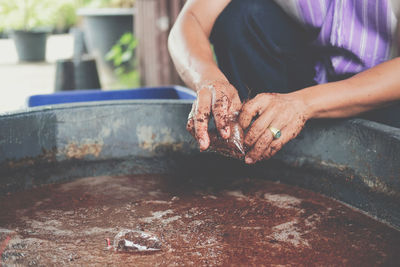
left=274, top=0, right=399, bottom=83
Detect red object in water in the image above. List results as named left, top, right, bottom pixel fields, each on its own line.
left=0, top=233, right=16, bottom=266
left=105, top=238, right=112, bottom=249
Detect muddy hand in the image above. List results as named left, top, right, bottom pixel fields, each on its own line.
left=239, top=92, right=310, bottom=164
left=186, top=80, right=242, bottom=151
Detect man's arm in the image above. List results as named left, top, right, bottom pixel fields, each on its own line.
left=303, top=18, right=400, bottom=118
left=168, top=0, right=230, bottom=89
left=239, top=57, right=400, bottom=164
left=168, top=0, right=242, bottom=151
left=301, top=18, right=399, bottom=119
left=298, top=57, right=400, bottom=119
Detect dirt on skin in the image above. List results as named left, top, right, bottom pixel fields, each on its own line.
left=1, top=174, right=400, bottom=266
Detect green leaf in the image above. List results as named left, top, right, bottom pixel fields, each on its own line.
left=120, top=32, right=133, bottom=45
left=106, top=45, right=123, bottom=64
left=127, top=38, right=138, bottom=50
left=121, top=50, right=132, bottom=63
left=115, top=67, right=125, bottom=75
left=114, top=56, right=123, bottom=67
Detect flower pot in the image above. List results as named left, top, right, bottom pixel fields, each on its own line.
left=11, top=30, right=49, bottom=62
left=77, top=8, right=135, bottom=86
left=54, top=57, right=101, bottom=91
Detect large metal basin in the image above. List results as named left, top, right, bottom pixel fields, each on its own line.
left=0, top=100, right=399, bottom=265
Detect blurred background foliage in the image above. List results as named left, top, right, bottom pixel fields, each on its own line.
left=80, top=0, right=135, bottom=8
left=0, top=0, right=136, bottom=33
left=106, top=32, right=140, bottom=88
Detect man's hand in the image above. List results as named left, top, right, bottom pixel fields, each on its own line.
left=239, top=92, right=310, bottom=164
left=187, top=81, right=242, bottom=151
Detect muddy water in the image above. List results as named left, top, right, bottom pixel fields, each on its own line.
left=0, top=174, right=399, bottom=266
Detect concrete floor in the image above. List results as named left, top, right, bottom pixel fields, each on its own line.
left=0, top=35, right=73, bottom=113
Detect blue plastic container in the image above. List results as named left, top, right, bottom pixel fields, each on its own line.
left=28, top=86, right=196, bottom=107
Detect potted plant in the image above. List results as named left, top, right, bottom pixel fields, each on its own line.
left=0, top=0, right=80, bottom=61
left=51, top=0, right=80, bottom=34
left=0, top=0, right=55, bottom=61
left=77, top=0, right=136, bottom=87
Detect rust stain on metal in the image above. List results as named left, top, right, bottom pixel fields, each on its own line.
left=64, top=142, right=103, bottom=159
left=154, top=142, right=184, bottom=152
left=136, top=125, right=185, bottom=153
left=7, top=159, right=35, bottom=169
left=4, top=148, right=57, bottom=169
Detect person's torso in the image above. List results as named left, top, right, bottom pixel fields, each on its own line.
left=273, top=0, right=400, bottom=83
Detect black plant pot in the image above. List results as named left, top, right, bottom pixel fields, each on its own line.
left=11, top=30, right=48, bottom=62
left=77, top=8, right=135, bottom=84
left=54, top=57, right=101, bottom=91
left=78, top=8, right=135, bottom=67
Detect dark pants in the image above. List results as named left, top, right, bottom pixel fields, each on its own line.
left=210, top=0, right=400, bottom=128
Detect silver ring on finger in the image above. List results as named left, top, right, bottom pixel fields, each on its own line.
left=268, top=127, right=281, bottom=139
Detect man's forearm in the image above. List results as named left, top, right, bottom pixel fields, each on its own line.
left=295, top=57, right=400, bottom=119
left=168, top=9, right=228, bottom=91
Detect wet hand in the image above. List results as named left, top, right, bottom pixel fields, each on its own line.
left=187, top=80, right=242, bottom=151
left=238, top=92, right=309, bottom=164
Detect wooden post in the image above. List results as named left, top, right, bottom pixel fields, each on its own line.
left=135, top=0, right=186, bottom=86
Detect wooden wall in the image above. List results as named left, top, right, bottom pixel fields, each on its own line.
left=135, top=0, right=186, bottom=86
